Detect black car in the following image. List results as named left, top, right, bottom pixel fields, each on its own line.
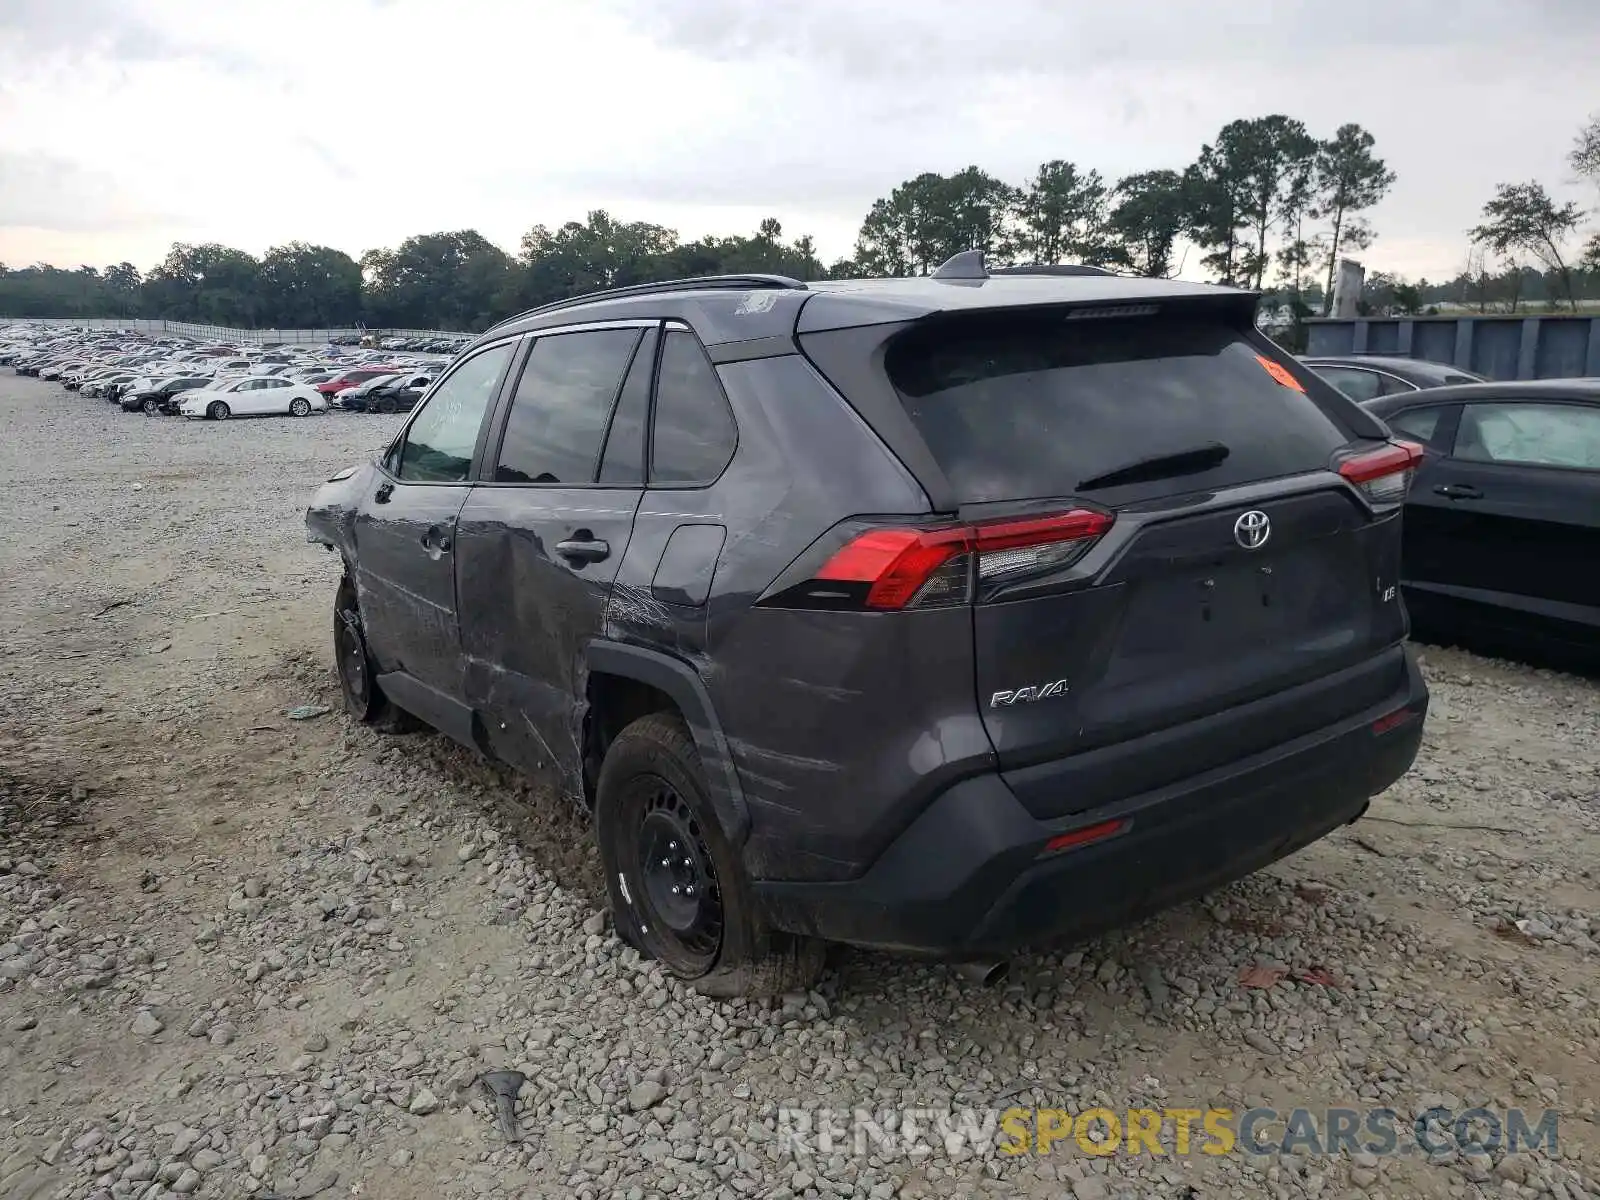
left=355, top=372, right=432, bottom=414
left=1301, top=354, right=1486, bottom=402
left=122, top=376, right=215, bottom=414
left=1363, top=380, right=1600, bottom=667
left=307, top=259, right=1428, bottom=995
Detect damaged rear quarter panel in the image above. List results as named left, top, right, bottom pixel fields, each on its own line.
left=622, top=354, right=993, bottom=884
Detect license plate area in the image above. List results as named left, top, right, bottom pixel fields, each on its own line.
left=1114, top=541, right=1365, bottom=666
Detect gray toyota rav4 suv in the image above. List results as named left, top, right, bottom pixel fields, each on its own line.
left=307, top=254, right=1429, bottom=996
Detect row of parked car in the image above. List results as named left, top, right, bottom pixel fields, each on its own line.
left=0, top=324, right=446, bottom=419
left=330, top=332, right=469, bottom=354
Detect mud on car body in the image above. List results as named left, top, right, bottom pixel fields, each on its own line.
left=307, top=255, right=1429, bottom=996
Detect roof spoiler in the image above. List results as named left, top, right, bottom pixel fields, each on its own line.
left=931, top=250, right=1118, bottom=281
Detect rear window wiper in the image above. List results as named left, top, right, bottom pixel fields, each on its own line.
left=1077, top=441, right=1230, bottom=491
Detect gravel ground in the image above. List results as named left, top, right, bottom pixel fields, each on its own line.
left=1, top=372, right=1598, bottom=1200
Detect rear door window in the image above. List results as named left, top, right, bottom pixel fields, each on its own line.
left=886, top=313, right=1350, bottom=503
left=1310, top=365, right=1386, bottom=402
left=1454, top=402, right=1600, bottom=469
left=493, top=328, right=641, bottom=485
left=598, top=328, right=657, bottom=486
left=1384, top=405, right=1449, bottom=446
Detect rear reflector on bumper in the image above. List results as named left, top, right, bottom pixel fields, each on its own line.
left=1042, top=817, right=1127, bottom=855
left=1371, top=706, right=1419, bottom=735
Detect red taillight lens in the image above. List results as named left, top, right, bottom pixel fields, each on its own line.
left=812, top=508, right=1113, bottom=611
left=1339, top=440, right=1424, bottom=507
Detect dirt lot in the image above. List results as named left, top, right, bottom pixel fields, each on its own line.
left=1, top=371, right=1598, bottom=1200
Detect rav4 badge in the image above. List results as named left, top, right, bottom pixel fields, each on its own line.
left=991, top=680, right=1071, bottom=707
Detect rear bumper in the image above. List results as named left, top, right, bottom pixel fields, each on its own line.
left=755, top=646, right=1427, bottom=957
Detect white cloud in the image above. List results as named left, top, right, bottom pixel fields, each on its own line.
left=1, top=0, right=1597, bottom=281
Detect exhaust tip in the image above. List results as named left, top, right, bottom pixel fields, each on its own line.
left=953, top=959, right=1010, bottom=987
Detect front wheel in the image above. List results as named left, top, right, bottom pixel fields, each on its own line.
left=142, top=398, right=160, bottom=414
left=596, top=714, right=823, bottom=997
left=333, top=576, right=417, bottom=733
left=289, top=397, right=312, bottom=417
left=207, top=400, right=231, bottom=420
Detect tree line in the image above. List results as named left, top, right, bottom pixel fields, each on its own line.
left=4, top=111, right=1598, bottom=331
left=1353, top=113, right=1600, bottom=317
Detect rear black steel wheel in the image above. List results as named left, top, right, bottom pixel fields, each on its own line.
left=631, top=776, right=725, bottom=974
left=596, top=713, right=823, bottom=996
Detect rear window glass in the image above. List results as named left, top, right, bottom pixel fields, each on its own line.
left=1385, top=406, right=1445, bottom=444
left=885, top=313, right=1350, bottom=503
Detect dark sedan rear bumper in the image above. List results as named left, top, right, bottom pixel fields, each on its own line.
left=755, top=647, right=1428, bottom=958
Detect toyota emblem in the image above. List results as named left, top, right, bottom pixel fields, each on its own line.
left=1234, top=510, right=1271, bottom=550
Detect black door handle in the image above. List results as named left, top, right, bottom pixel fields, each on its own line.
left=1434, top=484, right=1483, bottom=501
left=374, top=482, right=393, bottom=504
left=555, top=536, right=610, bottom=564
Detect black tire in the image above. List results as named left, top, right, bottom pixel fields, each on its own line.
left=207, top=400, right=230, bottom=421
left=596, top=713, right=824, bottom=997
left=333, top=576, right=418, bottom=734
left=289, top=397, right=312, bottom=417
left=142, top=398, right=160, bottom=414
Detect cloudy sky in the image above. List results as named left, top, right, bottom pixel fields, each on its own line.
left=1, top=0, right=1597, bottom=281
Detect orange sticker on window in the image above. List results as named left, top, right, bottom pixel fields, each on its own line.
left=1256, top=355, right=1306, bottom=392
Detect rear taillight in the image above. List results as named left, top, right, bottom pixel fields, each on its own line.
left=808, top=509, right=1113, bottom=611
left=1339, top=440, right=1424, bottom=507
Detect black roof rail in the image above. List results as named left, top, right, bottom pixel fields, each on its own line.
left=991, top=263, right=1117, bottom=278
left=487, top=274, right=809, bottom=332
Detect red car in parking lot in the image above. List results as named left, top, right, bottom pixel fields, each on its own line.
left=315, top=367, right=405, bottom=399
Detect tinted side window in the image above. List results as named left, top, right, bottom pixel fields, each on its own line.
left=1311, top=366, right=1384, bottom=402
left=1385, top=406, right=1445, bottom=444
left=396, top=342, right=513, bottom=483
left=1454, top=402, right=1600, bottom=469
left=650, top=330, right=737, bottom=485
left=598, top=327, right=657, bottom=486
left=494, top=329, right=641, bottom=485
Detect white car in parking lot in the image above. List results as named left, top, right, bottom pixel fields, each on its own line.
left=176, top=375, right=328, bottom=419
